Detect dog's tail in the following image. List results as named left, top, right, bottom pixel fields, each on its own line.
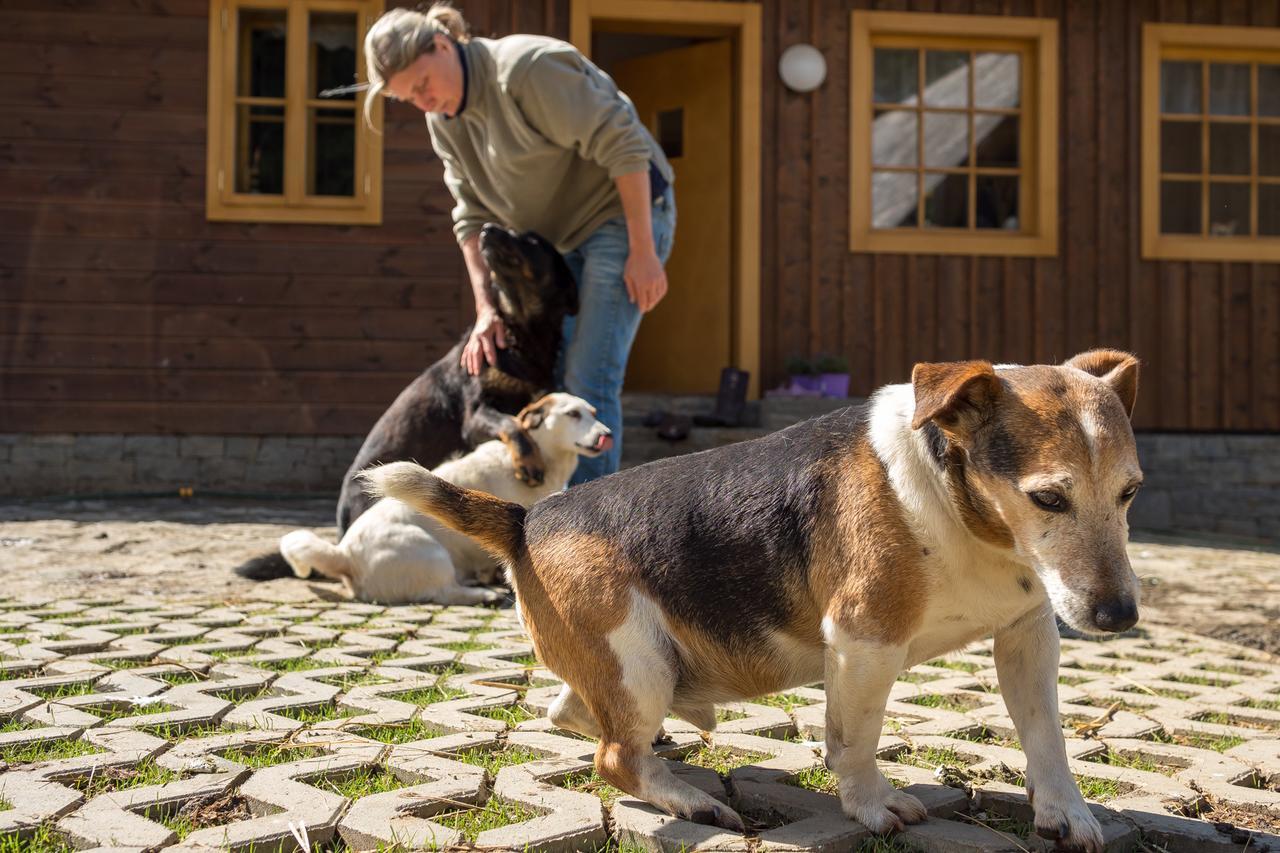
left=359, top=461, right=526, bottom=565
left=279, top=530, right=353, bottom=584
left=232, top=551, right=294, bottom=581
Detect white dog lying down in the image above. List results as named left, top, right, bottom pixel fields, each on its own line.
left=279, top=393, right=611, bottom=604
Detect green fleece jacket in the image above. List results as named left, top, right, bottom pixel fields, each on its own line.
left=427, top=35, right=673, bottom=253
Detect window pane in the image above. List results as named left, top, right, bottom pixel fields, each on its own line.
left=872, top=171, right=919, bottom=228
left=1160, top=120, right=1201, bottom=174
left=310, top=12, right=357, bottom=99
left=236, top=105, right=284, bottom=194
left=975, top=115, right=1018, bottom=167
left=924, top=172, right=967, bottom=227
left=1160, top=61, right=1201, bottom=114
left=974, top=52, right=1019, bottom=109
left=874, top=48, right=917, bottom=104
left=310, top=108, right=355, bottom=196
left=1160, top=180, right=1200, bottom=234
left=238, top=9, right=286, bottom=99
left=924, top=51, right=968, bottom=108
left=1208, top=183, right=1249, bottom=236
left=1208, top=122, right=1249, bottom=176
left=923, top=111, right=968, bottom=167
left=975, top=175, right=1019, bottom=229
left=1260, top=65, right=1280, bottom=116
left=872, top=110, right=917, bottom=166
left=1260, top=184, right=1280, bottom=236
left=1260, top=125, right=1280, bottom=176
left=1209, top=63, right=1250, bottom=116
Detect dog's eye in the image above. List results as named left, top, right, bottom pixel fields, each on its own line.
left=1028, top=490, right=1068, bottom=513
left=567, top=410, right=582, bottom=420
left=1120, top=484, right=1141, bottom=503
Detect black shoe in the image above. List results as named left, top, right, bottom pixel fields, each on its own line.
left=693, top=367, right=749, bottom=427
left=642, top=408, right=666, bottom=428
left=656, top=413, right=691, bottom=442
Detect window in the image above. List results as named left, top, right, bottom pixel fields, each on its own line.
left=206, top=0, right=384, bottom=225
left=1143, top=24, right=1280, bottom=261
left=850, top=12, right=1058, bottom=256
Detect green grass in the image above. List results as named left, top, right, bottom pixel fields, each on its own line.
left=155, top=669, right=206, bottom=685
left=220, top=743, right=327, bottom=768
left=1118, top=684, right=1195, bottom=700
left=560, top=769, right=625, bottom=805
left=894, top=744, right=971, bottom=771
left=387, top=684, right=465, bottom=706
left=0, top=718, right=38, bottom=734
left=753, top=693, right=816, bottom=712
left=855, top=837, right=923, bottom=852
left=270, top=704, right=359, bottom=724
left=1239, top=698, right=1280, bottom=712
left=897, top=671, right=944, bottom=684
left=1148, top=728, right=1247, bottom=753
left=140, top=720, right=225, bottom=739
left=317, top=671, right=394, bottom=690
left=1084, top=748, right=1170, bottom=775
left=450, top=745, right=543, bottom=776
left=434, top=796, right=540, bottom=842
left=25, top=681, right=99, bottom=699
left=87, top=701, right=180, bottom=724
left=949, top=728, right=1021, bottom=749
left=715, top=708, right=748, bottom=723
left=925, top=658, right=981, bottom=673
left=67, top=757, right=179, bottom=797
left=1076, top=776, right=1126, bottom=802
left=0, top=665, right=42, bottom=681
left=786, top=765, right=840, bottom=794
left=902, top=694, right=974, bottom=713
left=0, top=734, right=104, bottom=765
left=318, top=767, right=410, bottom=800
left=1193, top=711, right=1277, bottom=731
left=436, top=640, right=496, bottom=653
left=963, top=811, right=1035, bottom=839
left=92, top=657, right=153, bottom=670
left=1197, top=662, right=1267, bottom=676
left=682, top=746, right=769, bottom=776
left=473, top=703, right=537, bottom=727
left=1072, top=695, right=1155, bottom=712
left=148, top=794, right=252, bottom=840
left=504, top=652, right=540, bottom=666
left=352, top=719, right=445, bottom=744
left=1162, top=672, right=1238, bottom=688
left=211, top=686, right=270, bottom=704
left=0, top=823, right=78, bottom=852
left=1058, top=675, right=1093, bottom=686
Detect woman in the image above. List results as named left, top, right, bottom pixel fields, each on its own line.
left=364, top=5, right=676, bottom=485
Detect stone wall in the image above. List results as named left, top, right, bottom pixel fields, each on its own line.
left=2, top=428, right=1276, bottom=544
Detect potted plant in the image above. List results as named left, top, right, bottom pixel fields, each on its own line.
left=785, top=356, right=821, bottom=394
left=814, top=354, right=850, bottom=398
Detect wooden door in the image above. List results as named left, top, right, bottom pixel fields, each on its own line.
left=611, top=39, right=733, bottom=393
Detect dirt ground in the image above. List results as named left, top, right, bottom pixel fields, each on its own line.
left=0, top=495, right=1277, bottom=654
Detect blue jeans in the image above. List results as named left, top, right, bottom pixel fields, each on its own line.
left=557, top=187, right=676, bottom=485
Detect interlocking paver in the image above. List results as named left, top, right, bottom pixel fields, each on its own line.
left=1, top=602, right=1279, bottom=851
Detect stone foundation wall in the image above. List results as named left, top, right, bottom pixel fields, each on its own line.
left=2, top=430, right=1276, bottom=543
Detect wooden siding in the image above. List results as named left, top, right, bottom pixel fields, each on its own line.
left=1, top=0, right=1277, bottom=435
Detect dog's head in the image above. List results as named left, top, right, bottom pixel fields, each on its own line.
left=517, top=393, right=613, bottom=457
left=910, top=350, right=1143, bottom=635
left=479, top=224, right=578, bottom=326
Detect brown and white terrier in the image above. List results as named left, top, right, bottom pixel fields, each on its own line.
left=363, top=350, right=1142, bottom=853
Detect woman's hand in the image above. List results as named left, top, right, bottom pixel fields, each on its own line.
left=461, top=305, right=507, bottom=376
left=625, top=246, right=668, bottom=313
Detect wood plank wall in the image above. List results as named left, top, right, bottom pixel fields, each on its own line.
left=1, top=0, right=1276, bottom=435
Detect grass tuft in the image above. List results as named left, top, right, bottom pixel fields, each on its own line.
left=450, top=745, right=543, bottom=776
left=434, top=796, right=540, bottom=842
left=682, top=746, right=769, bottom=776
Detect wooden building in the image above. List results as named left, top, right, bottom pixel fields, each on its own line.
left=2, top=0, right=1278, bottom=450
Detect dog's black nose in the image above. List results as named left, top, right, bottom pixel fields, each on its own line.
left=1092, top=597, right=1139, bottom=633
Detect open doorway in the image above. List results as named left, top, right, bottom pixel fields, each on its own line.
left=571, top=0, right=761, bottom=397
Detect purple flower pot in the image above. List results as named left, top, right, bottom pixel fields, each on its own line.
left=818, top=373, right=850, bottom=398
left=789, top=374, right=822, bottom=393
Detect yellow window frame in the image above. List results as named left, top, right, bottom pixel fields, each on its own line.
left=1142, top=23, right=1280, bottom=262
left=850, top=11, right=1058, bottom=257
left=206, top=0, right=384, bottom=225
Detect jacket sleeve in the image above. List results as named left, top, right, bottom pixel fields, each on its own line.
left=429, top=123, right=498, bottom=245
left=510, top=48, right=652, bottom=179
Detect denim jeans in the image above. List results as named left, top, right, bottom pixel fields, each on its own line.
left=557, top=187, right=676, bottom=485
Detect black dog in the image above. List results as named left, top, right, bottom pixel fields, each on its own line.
left=234, top=224, right=577, bottom=581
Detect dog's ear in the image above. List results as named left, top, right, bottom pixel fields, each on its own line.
left=1064, top=349, right=1140, bottom=418
left=910, top=360, right=1001, bottom=438
left=517, top=397, right=552, bottom=430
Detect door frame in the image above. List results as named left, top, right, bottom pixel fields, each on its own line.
left=570, top=0, right=762, bottom=398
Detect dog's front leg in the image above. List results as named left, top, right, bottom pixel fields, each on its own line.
left=462, top=405, right=545, bottom=485
left=995, top=605, right=1103, bottom=853
left=824, top=620, right=927, bottom=833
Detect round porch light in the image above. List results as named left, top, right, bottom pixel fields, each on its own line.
left=779, top=44, right=827, bottom=93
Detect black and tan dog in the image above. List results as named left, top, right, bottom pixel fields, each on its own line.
left=365, top=350, right=1142, bottom=852
left=234, top=224, right=577, bottom=581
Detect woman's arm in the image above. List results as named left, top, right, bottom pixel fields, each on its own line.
left=459, top=233, right=506, bottom=376
left=614, top=170, right=667, bottom=313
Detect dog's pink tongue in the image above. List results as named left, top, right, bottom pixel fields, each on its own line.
left=594, top=434, right=614, bottom=452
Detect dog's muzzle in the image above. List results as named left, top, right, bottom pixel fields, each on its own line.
left=579, top=429, right=614, bottom=455
left=1091, top=597, right=1139, bottom=633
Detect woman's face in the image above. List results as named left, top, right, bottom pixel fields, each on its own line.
left=386, top=35, right=464, bottom=116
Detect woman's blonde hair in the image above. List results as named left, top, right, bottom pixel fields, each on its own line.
left=363, top=3, right=469, bottom=126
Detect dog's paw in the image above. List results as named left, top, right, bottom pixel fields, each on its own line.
left=841, top=779, right=928, bottom=834
left=1031, top=788, right=1105, bottom=853
left=684, top=800, right=746, bottom=834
